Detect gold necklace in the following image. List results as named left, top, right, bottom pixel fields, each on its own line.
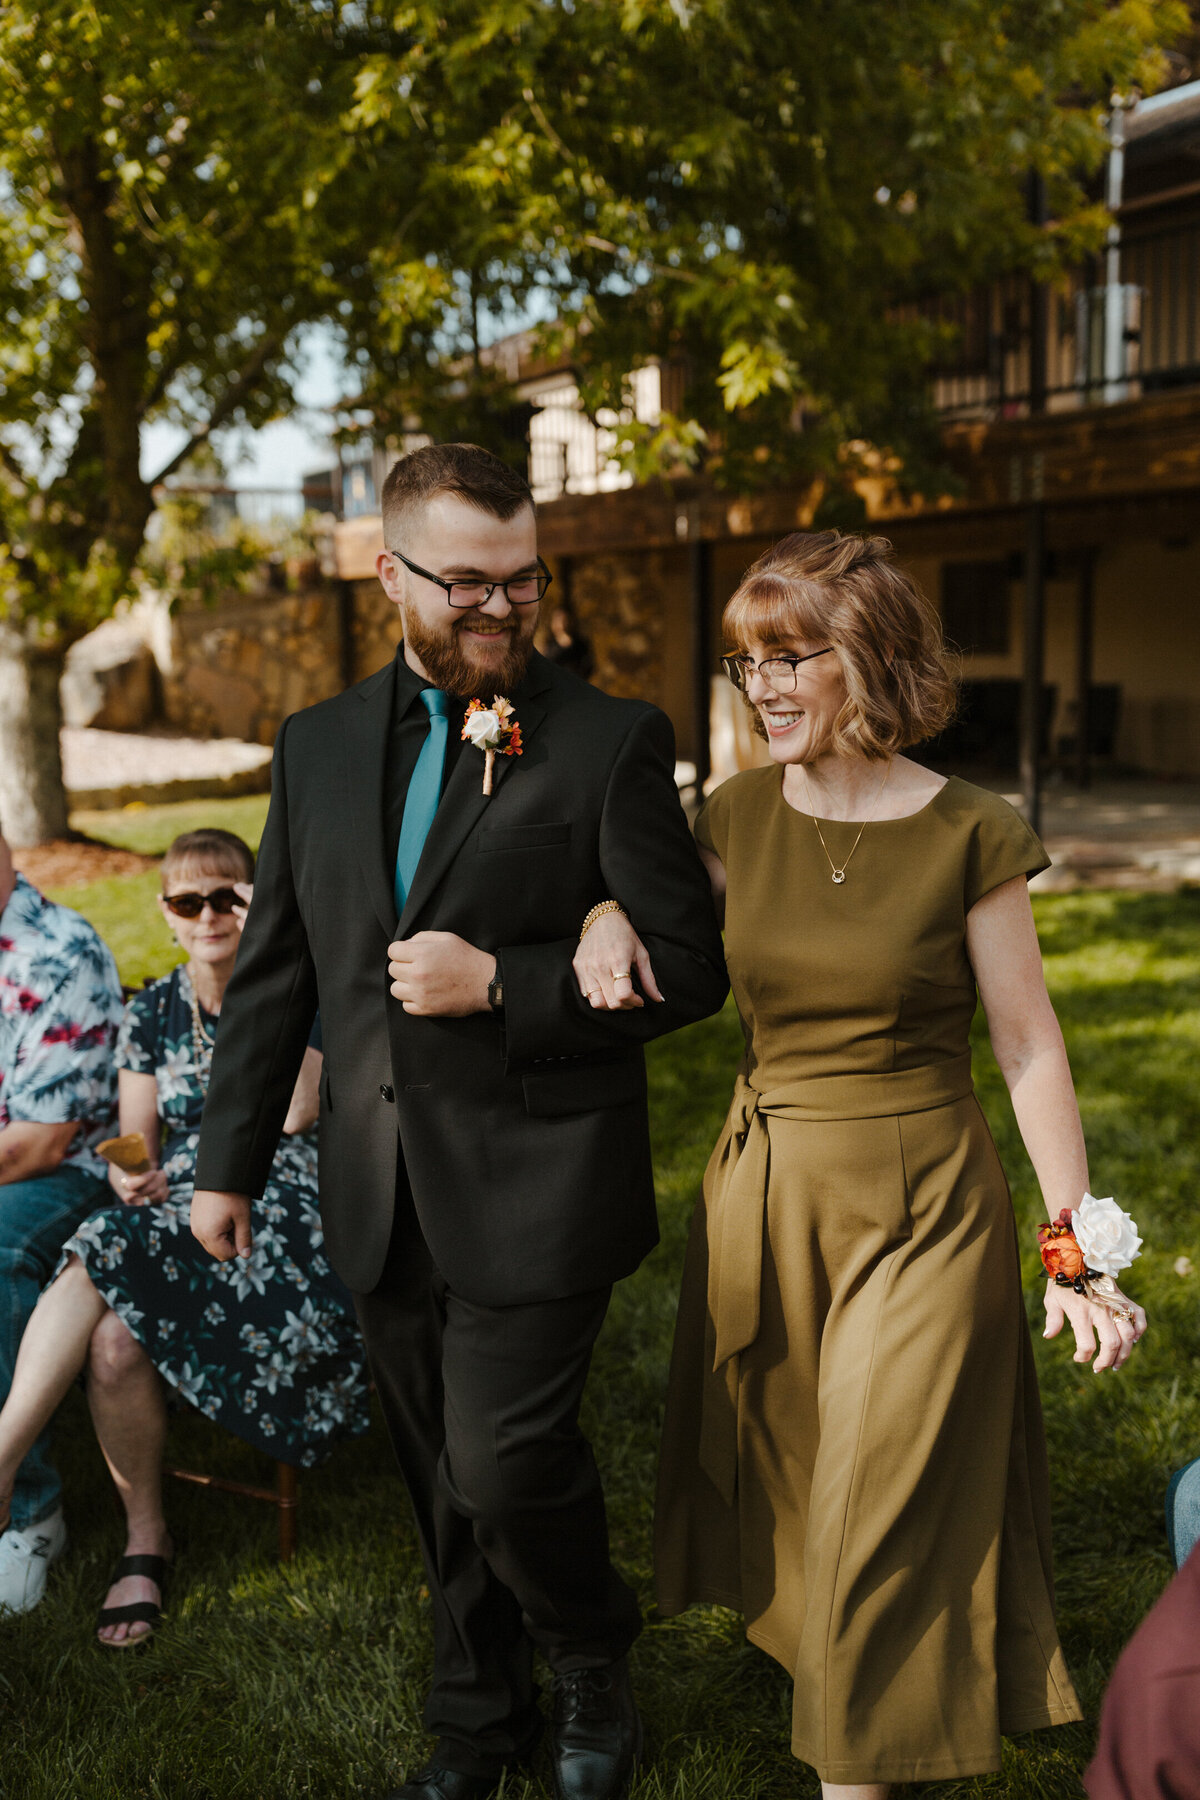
left=800, top=760, right=893, bottom=885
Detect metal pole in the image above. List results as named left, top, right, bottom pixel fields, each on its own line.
left=1020, top=501, right=1046, bottom=834
left=690, top=539, right=712, bottom=798
left=1019, top=167, right=1050, bottom=833
left=1103, top=100, right=1128, bottom=404
left=1027, top=171, right=1048, bottom=415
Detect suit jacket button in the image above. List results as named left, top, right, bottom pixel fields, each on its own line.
left=379, top=1084, right=395, bottom=1103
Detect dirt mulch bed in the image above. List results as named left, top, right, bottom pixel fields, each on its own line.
left=12, top=838, right=158, bottom=887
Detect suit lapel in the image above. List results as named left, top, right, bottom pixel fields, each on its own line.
left=343, top=658, right=400, bottom=941
left=395, top=654, right=554, bottom=939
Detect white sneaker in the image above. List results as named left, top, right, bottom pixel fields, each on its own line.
left=0, top=1509, right=67, bottom=1615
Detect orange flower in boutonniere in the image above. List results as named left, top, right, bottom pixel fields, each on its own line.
left=462, top=695, right=523, bottom=795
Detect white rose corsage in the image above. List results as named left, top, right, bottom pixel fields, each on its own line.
left=1037, top=1192, right=1142, bottom=1322
left=462, top=695, right=523, bottom=795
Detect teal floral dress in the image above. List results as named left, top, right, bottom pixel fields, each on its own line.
left=61, top=967, right=370, bottom=1467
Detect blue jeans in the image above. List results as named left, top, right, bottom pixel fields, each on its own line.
left=1166, top=1458, right=1200, bottom=1568
left=0, top=1164, right=109, bottom=1528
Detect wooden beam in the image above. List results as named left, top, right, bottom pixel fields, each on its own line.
left=1020, top=502, right=1047, bottom=833
left=690, top=539, right=712, bottom=796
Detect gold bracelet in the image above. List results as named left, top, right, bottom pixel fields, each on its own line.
left=579, top=899, right=627, bottom=941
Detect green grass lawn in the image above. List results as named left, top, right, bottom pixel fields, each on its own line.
left=72, top=794, right=272, bottom=859
left=3, top=855, right=1198, bottom=1798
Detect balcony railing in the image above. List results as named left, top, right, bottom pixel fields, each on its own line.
left=922, top=215, right=1200, bottom=420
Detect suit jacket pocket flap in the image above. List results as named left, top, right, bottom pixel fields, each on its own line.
left=522, top=1059, right=645, bottom=1117
left=478, top=822, right=571, bottom=852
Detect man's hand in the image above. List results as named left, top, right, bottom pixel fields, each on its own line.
left=387, top=931, right=496, bottom=1016
left=191, top=1188, right=253, bottom=1261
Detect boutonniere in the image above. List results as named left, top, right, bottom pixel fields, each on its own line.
left=462, top=695, right=523, bottom=795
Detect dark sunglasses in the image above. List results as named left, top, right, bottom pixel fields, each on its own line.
left=161, top=887, right=243, bottom=919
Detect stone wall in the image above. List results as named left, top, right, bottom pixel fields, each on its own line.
left=162, top=586, right=345, bottom=744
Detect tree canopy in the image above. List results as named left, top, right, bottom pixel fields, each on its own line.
left=0, top=0, right=1183, bottom=839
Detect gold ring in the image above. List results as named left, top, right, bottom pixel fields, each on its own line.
left=1113, top=1307, right=1135, bottom=1322
left=611, top=969, right=631, bottom=981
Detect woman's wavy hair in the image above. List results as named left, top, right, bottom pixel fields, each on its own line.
left=723, top=530, right=958, bottom=758
left=160, top=828, right=255, bottom=888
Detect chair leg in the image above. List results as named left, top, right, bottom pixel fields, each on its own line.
left=277, top=1460, right=299, bottom=1563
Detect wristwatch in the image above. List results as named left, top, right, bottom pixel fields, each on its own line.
left=487, top=970, right=505, bottom=1013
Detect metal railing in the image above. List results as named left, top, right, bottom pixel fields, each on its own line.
left=923, top=216, right=1200, bottom=420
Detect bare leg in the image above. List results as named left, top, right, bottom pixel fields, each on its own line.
left=821, top=1786, right=890, bottom=1800
left=87, top=1311, right=172, bottom=1646
left=0, top=1257, right=107, bottom=1529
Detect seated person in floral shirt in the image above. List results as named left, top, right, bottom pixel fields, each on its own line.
left=0, top=830, right=123, bottom=1615
left=0, top=829, right=368, bottom=1647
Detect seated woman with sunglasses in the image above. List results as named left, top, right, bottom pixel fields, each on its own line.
left=0, top=829, right=369, bottom=1647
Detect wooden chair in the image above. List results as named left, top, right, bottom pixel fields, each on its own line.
left=165, top=1458, right=300, bottom=1561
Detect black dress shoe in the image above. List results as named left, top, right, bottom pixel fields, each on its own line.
left=549, top=1658, right=643, bottom=1800
left=384, top=1765, right=502, bottom=1800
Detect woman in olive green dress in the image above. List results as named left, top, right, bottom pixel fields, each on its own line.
left=574, top=530, right=1147, bottom=1797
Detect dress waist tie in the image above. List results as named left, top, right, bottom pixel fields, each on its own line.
left=699, top=1055, right=975, bottom=1505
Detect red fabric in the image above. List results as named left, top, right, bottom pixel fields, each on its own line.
left=1086, top=1542, right=1200, bottom=1800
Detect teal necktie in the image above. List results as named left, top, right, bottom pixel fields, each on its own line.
left=394, top=689, right=450, bottom=916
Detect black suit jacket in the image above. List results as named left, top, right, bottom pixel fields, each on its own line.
left=194, top=650, right=728, bottom=1303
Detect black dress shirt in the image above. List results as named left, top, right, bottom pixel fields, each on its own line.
left=383, top=646, right=466, bottom=879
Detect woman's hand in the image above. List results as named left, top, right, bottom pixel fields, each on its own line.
left=1043, top=1282, right=1147, bottom=1373
left=111, top=1166, right=169, bottom=1207
left=230, top=881, right=254, bottom=933
left=573, top=912, right=664, bottom=1011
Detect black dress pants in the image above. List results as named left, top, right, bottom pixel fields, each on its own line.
left=353, top=1177, right=641, bottom=1776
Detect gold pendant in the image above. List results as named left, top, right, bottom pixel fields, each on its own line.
left=832, top=870, right=846, bottom=884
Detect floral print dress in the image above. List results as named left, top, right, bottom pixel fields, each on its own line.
left=61, top=966, right=370, bottom=1468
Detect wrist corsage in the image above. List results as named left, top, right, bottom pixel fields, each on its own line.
left=1038, top=1193, right=1143, bottom=1322
left=462, top=695, right=523, bottom=795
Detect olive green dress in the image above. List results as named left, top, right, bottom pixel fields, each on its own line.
left=654, top=771, right=1082, bottom=1785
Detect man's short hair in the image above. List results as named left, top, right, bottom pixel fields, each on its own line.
left=381, top=443, right=533, bottom=548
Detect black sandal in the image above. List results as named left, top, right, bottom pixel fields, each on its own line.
left=95, top=1552, right=171, bottom=1650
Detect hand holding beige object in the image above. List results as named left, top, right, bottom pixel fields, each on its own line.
left=96, top=1132, right=150, bottom=1174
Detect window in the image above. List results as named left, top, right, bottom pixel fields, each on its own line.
left=940, top=560, right=1011, bottom=655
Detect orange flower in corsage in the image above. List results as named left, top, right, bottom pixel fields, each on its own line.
left=1038, top=1196, right=1143, bottom=1324
left=1037, top=1211, right=1087, bottom=1284
left=462, top=695, right=523, bottom=795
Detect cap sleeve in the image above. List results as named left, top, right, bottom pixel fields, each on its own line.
left=964, top=792, right=1050, bottom=912
left=116, top=979, right=165, bottom=1075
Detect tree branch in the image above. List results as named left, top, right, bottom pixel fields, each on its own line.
left=148, top=332, right=283, bottom=485
left=0, top=438, right=30, bottom=496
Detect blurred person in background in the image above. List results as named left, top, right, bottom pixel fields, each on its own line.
left=1085, top=1540, right=1200, bottom=1800
left=0, top=829, right=123, bottom=1616
left=0, top=829, right=368, bottom=1646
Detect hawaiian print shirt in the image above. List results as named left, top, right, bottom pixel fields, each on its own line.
left=0, top=873, right=123, bottom=1180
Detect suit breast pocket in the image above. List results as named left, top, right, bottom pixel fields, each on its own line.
left=521, top=1059, right=646, bottom=1118
left=477, top=822, right=572, bottom=853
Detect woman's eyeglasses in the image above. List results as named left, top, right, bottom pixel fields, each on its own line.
left=721, top=647, right=835, bottom=694
left=161, top=887, right=243, bottom=919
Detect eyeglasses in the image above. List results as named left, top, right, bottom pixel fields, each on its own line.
left=721, top=647, right=835, bottom=694
left=389, top=548, right=553, bottom=609
left=161, top=887, right=243, bottom=919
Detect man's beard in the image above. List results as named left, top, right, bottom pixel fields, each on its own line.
left=402, top=600, right=536, bottom=698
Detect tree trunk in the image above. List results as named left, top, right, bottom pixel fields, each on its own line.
left=0, top=622, right=71, bottom=845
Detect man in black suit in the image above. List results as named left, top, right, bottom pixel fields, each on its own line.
left=191, top=443, right=727, bottom=1800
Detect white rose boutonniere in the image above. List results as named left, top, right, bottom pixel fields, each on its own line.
left=1071, top=1192, right=1143, bottom=1277
left=462, top=695, right=523, bottom=795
